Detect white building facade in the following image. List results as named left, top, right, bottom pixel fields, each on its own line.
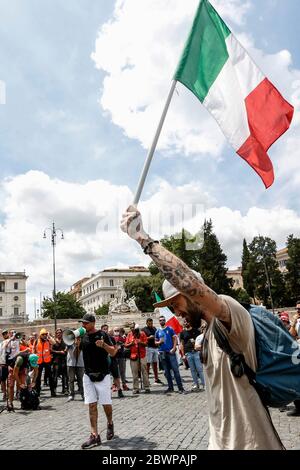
left=80, top=266, right=150, bottom=313
left=0, top=272, right=28, bottom=323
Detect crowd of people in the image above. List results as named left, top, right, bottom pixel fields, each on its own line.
left=0, top=316, right=206, bottom=412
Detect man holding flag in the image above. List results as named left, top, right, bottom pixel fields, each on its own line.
left=120, top=206, right=284, bottom=450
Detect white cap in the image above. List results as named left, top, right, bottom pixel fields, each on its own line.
left=153, top=270, right=203, bottom=308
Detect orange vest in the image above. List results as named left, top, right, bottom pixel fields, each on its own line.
left=36, top=339, right=52, bottom=364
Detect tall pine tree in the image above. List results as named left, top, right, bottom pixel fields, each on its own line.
left=247, top=236, right=286, bottom=308
left=193, top=220, right=233, bottom=294
left=241, top=238, right=255, bottom=300
left=149, top=222, right=232, bottom=295
left=285, top=235, right=300, bottom=305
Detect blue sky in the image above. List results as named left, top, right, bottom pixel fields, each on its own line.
left=0, top=0, right=299, bottom=318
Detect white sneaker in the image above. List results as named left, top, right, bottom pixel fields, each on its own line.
left=191, top=384, right=199, bottom=391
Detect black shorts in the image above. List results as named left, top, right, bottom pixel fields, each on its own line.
left=110, top=359, right=120, bottom=379
left=0, top=365, right=8, bottom=382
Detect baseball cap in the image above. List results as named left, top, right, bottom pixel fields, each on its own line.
left=79, top=313, right=96, bottom=323
left=1, top=329, right=8, bottom=335
left=40, top=328, right=48, bottom=336
left=29, top=354, right=39, bottom=368
left=280, top=312, right=290, bottom=322
left=153, top=270, right=204, bottom=308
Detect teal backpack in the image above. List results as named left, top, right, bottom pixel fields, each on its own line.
left=213, top=304, right=300, bottom=408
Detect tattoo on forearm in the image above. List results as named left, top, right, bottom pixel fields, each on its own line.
left=149, top=243, right=229, bottom=321
left=150, top=245, right=206, bottom=298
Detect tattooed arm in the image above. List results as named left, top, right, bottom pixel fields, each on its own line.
left=121, top=206, right=230, bottom=327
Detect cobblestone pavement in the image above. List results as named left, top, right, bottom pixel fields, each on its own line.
left=0, top=367, right=299, bottom=450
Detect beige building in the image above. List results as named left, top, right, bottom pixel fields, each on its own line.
left=80, top=266, right=150, bottom=313
left=226, top=247, right=289, bottom=291
left=69, top=276, right=90, bottom=302
left=0, top=272, right=28, bottom=323
left=227, top=267, right=243, bottom=290
left=276, top=247, right=289, bottom=273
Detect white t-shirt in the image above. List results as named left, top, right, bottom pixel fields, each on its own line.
left=296, top=319, right=300, bottom=336
left=195, top=333, right=204, bottom=347
left=204, top=295, right=283, bottom=450
left=0, top=339, right=8, bottom=364
left=7, top=339, right=19, bottom=361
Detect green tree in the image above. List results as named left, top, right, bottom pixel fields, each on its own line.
left=241, top=239, right=254, bottom=300
left=285, top=235, right=300, bottom=305
left=148, top=228, right=198, bottom=275
left=149, top=221, right=232, bottom=295
left=192, top=220, right=233, bottom=294
left=247, top=236, right=286, bottom=308
left=42, top=292, right=86, bottom=319
left=124, top=274, right=163, bottom=312
left=230, top=288, right=251, bottom=304
left=94, top=304, right=109, bottom=316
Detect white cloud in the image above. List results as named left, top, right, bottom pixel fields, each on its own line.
left=92, top=0, right=299, bottom=165
left=1, top=171, right=300, bottom=319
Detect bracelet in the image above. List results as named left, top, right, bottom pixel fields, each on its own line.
left=143, top=240, right=159, bottom=254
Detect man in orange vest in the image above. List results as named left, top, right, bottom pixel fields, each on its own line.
left=34, top=328, right=56, bottom=397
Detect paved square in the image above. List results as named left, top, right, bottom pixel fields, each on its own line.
left=0, top=367, right=299, bottom=450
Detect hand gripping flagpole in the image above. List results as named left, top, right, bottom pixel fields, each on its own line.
left=133, top=80, right=177, bottom=205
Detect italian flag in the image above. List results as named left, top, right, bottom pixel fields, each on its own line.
left=174, top=0, right=294, bottom=188
left=154, top=292, right=183, bottom=334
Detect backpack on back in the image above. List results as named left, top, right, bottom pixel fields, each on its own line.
left=213, top=304, right=300, bottom=408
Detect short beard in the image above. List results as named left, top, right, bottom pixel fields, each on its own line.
left=185, top=298, right=204, bottom=328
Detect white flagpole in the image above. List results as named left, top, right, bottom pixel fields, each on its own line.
left=133, top=80, right=177, bottom=205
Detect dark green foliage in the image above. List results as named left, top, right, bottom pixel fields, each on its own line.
left=242, top=236, right=286, bottom=308
left=124, top=274, right=163, bottom=312
left=94, top=304, right=110, bottom=316
left=42, top=292, right=86, bottom=319
left=285, top=235, right=300, bottom=305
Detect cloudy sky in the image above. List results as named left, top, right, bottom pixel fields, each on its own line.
left=0, top=0, right=299, bottom=319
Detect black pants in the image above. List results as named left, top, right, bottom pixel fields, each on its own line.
left=36, top=363, right=55, bottom=396
left=52, top=361, right=68, bottom=392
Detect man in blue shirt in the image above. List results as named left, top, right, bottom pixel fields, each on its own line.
left=155, top=315, right=185, bottom=394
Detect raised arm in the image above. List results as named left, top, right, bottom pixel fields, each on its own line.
left=121, top=206, right=230, bottom=326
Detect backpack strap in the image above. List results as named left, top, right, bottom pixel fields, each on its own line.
left=212, top=320, right=256, bottom=384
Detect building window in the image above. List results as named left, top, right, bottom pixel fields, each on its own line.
left=14, top=282, right=18, bottom=290
left=14, top=307, right=19, bottom=316
left=109, top=280, right=114, bottom=287
left=0, top=307, right=2, bottom=316
left=110, top=294, right=114, bottom=299
left=14, top=296, right=19, bottom=301
left=0, top=296, right=2, bottom=301
left=0, top=282, right=5, bottom=293
left=97, top=281, right=99, bottom=288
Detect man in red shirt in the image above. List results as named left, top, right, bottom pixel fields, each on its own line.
left=125, top=323, right=150, bottom=395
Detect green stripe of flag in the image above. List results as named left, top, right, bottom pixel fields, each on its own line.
left=174, top=0, right=231, bottom=102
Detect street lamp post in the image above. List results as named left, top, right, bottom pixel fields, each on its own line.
left=43, top=222, right=64, bottom=331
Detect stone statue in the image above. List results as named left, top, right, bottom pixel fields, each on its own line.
left=127, top=296, right=139, bottom=313
left=108, top=288, right=140, bottom=314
